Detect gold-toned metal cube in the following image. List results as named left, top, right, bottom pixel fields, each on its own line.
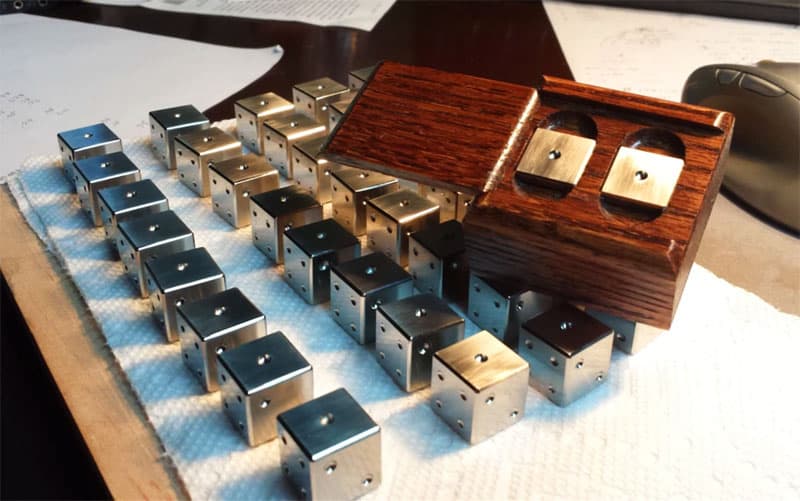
left=601, top=146, right=684, bottom=209
left=292, top=137, right=340, bottom=203
left=418, top=184, right=473, bottom=222
left=292, top=77, right=349, bottom=124
left=263, top=114, right=326, bottom=180
left=175, top=127, right=241, bottom=197
left=328, top=92, right=356, bottom=131
left=234, top=92, right=294, bottom=154
left=515, top=128, right=596, bottom=190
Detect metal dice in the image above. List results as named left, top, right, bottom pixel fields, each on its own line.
left=519, top=304, right=613, bottom=407
left=348, top=66, right=374, bottom=90
left=408, top=220, right=469, bottom=303
left=376, top=294, right=464, bottom=392
left=586, top=309, right=663, bottom=355
left=328, top=93, right=355, bottom=131
left=293, top=136, right=339, bottom=203
left=418, top=185, right=473, bottom=222
left=177, top=288, right=267, bottom=392
left=118, top=210, right=195, bottom=297
left=601, top=146, right=684, bottom=210
left=73, top=152, right=141, bottom=226
left=283, top=219, right=360, bottom=304
left=175, top=127, right=241, bottom=197
left=431, top=330, right=529, bottom=444
left=366, top=189, right=439, bottom=266
left=97, top=179, right=169, bottom=244
left=331, top=166, right=399, bottom=236
left=263, top=114, right=326, bottom=180
left=292, top=77, right=349, bottom=124
left=515, top=128, right=596, bottom=191
left=218, top=331, right=313, bottom=446
left=209, top=153, right=279, bottom=228
left=144, top=247, right=226, bottom=343
left=277, top=388, right=381, bottom=500
left=57, top=123, right=122, bottom=186
left=148, top=105, right=209, bottom=169
left=234, top=92, right=293, bottom=154
left=330, top=252, right=413, bottom=344
left=250, top=185, right=323, bottom=264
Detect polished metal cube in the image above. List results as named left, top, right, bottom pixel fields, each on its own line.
left=519, top=304, right=613, bottom=407
left=97, top=179, right=169, bottom=247
left=292, top=136, right=340, bottom=203
left=418, top=184, right=473, bottom=222
left=218, top=331, right=313, bottom=447
left=330, top=252, right=413, bottom=345
left=292, top=77, right=350, bottom=124
left=57, top=123, right=122, bottom=187
left=585, top=309, right=663, bottom=355
left=601, top=146, right=684, bottom=210
left=117, top=210, right=195, bottom=298
left=376, top=294, right=465, bottom=392
left=149, top=105, right=209, bottom=169
left=366, top=189, right=439, bottom=267
left=234, top=92, right=294, bottom=154
left=430, top=330, right=529, bottom=444
left=467, top=273, right=556, bottom=348
left=263, top=114, right=326, bottom=180
left=408, top=220, right=469, bottom=304
left=177, top=287, right=267, bottom=392
left=73, top=152, right=141, bottom=227
left=144, top=247, right=226, bottom=343
left=277, top=388, right=381, bottom=500
left=331, top=166, right=399, bottom=236
left=283, top=219, right=360, bottom=305
left=209, top=153, right=280, bottom=228
left=249, top=185, right=323, bottom=265
left=328, top=92, right=355, bottom=131
left=348, top=66, right=375, bottom=90
left=175, top=127, right=241, bottom=197
left=515, top=128, right=596, bottom=191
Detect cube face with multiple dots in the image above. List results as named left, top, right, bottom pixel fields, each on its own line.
left=519, top=304, right=613, bottom=407
left=585, top=309, right=663, bottom=355
left=375, top=294, right=465, bottom=392
left=234, top=92, right=294, bottom=154
left=292, top=136, right=340, bottom=204
left=73, top=152, right=141, bottom=227
left=144, top=247, right=226, bottom=343
left=218, top=331, right=313, bottom=447
left=408, top=220, right=469, bottom=304
left=366, top=189, right=440, bottom=267
left=176, top=288, right=267, bottom=392
left=327, top=92, right=355, bottom=131
left=148, top=105, right=209, bottom=169
left=418, top=184, right=473, bottom=222
left=430, top=330, right=529, bottom=444
left=277, top=388, right=381, bottom=500
left=330, top=166, right=399, bottom=236
left=57, top=123, right=122, bottom=187
left=175, top=127, right=241, bottom=197
left=209, top=153, right=279, bottom=228
left=263, top=113, right=327, bottom=180
left=97, top=179, right=169, bottom=249
left=292, top=77, right=350, bottom=124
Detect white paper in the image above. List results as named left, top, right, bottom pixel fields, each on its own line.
left=543, top=0, right=800, bottom=101
left=0, top=14, right=282, bottom=180
left=143, top=0, right=396, bottom=32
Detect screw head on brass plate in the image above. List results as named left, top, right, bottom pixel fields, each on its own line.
left=601, top=146, right=684, bottom=209
left=515, top=128, right=596, bottom=188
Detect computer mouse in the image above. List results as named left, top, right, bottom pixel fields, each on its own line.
left=682, top=61, right=799, bottom=235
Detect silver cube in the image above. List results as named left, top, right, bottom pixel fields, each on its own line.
left=57, top=123, right=122, bottom=187
left=586, top=309, right=663, bottom=355
left=431, top=330, right=529, bottom=444
left=283, top=219, right=360, bottom=305
left=418, top=184, right=473, bottom=222
left=144, top=247, right=226, bottom=343
left=73, top=152, right=141, bottom=227
left=292, top=136, right=340, bottom=204
left=277, top=388, right=381, bottom=500
left=209, top=153, right=280, bottom=228
left=408, top=220, right=469, bottom=304
left=328, top=92, right=355, bottom=131
left=117, top=210, right=195, bottom=298
left=331, top=166, right=399, bottom=236
left=263, top=113, right=326, bottom=180
left=249, top=185, right=323, bottom=265
left=375, top=294, right=465, bottom=392
left=177, top=287, right=267, bottom=392
left=218, top=331, right=313, bottom=447
left=292, top=77, right=350, bottom=124
left=234, top=92, right=294, bottom=154
left=330, top=252, right=414, bottom=345
left=519, top=304, right=613, bottom=407
left=149, top=105, right=209, bottom=169
left=175, top=127, right=241, bottom=197
left=366, top=189, right=439, bottom=267
left=97, top=179, right=169, bottom=247
left=348, top=66, right=375, bottom=90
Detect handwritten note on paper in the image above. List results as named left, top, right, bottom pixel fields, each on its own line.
left=542, top=1, right=800, bottom=101
left=0, top=14, right=282, bottom=180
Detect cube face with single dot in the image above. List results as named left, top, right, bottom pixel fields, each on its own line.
left=209, top=153, right=280, bottom=228
left=292, top=77, right=350, bottom=124
left=330, top=166, right=399, bottom=236
left=73, top=152, right=141, bottom=227
left=467, top=273, right=556, bottom=348
left=175, top=127, right=241, bottom=197
left=430, top=330, right=529, bottom=444
left=601, top=146, right=684, bottom=210
left=375, top=294, right=465, bottom=392
left=177, top=287, right=267, bottom=392
left=97, top=179, right=169, bottom=248
left=330, top=252, right=414, bottom=345
left=348, top=66, right=375, bottom=90
left=328, top=92, right=355, bottom=131
left=117, top=210, right=195, bottom=298
left=263, top=113, right=327, bottom=180
left=234, top=92, right=294, bottom=154
left=408, top=220, right=469, bottom=304
left=249, top=185, right=323, bottom=264
left=585, top=309, right=663, bottom=355
left=417, top=185, right=474, bottom=222
left=149, top=105, right=210, bottom=169
left=283, top=219, right=361, bottom=305
left=218, top=331, right=313, bottom=447
left=519, top=304, right=613, bottom=407
left=57, top=123, right=122, bottom=186
left=277, top=388, right=381, bottom=500
left=293, top=136, right=340, bottom=204
left=366, top=189, right=439, bottom=267
left=515, top=128, right=596, bottom=190
left=144, top=247, right=226, bottom=343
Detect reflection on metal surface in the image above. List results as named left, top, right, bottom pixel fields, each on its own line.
left=175, top=127, right=241, bottom=197
left=601, top=146, right=684, bottom=209
left=249, top=185, right=323, bottom=264
left=149, top=105, right=209, bottom=169
left=234, top=92, right=293, bottom=154
left=209, top=153, right=279, bottom=228
left=263, top=113, right=327, bottom=179
left=293, top=77, right=350, bottom=124
left=366, top=189, right=440, bottom=267
left=330, top=166, right=399, bottom=236
left=515, top=127, right=595, bottom=189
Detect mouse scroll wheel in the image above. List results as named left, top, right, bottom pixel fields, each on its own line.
left=716, top=69, right=741, bottom=85
left=740, top=74, right=787, bottom=97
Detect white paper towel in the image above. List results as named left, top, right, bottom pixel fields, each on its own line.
left=8, top=122, right=800, bottom=500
